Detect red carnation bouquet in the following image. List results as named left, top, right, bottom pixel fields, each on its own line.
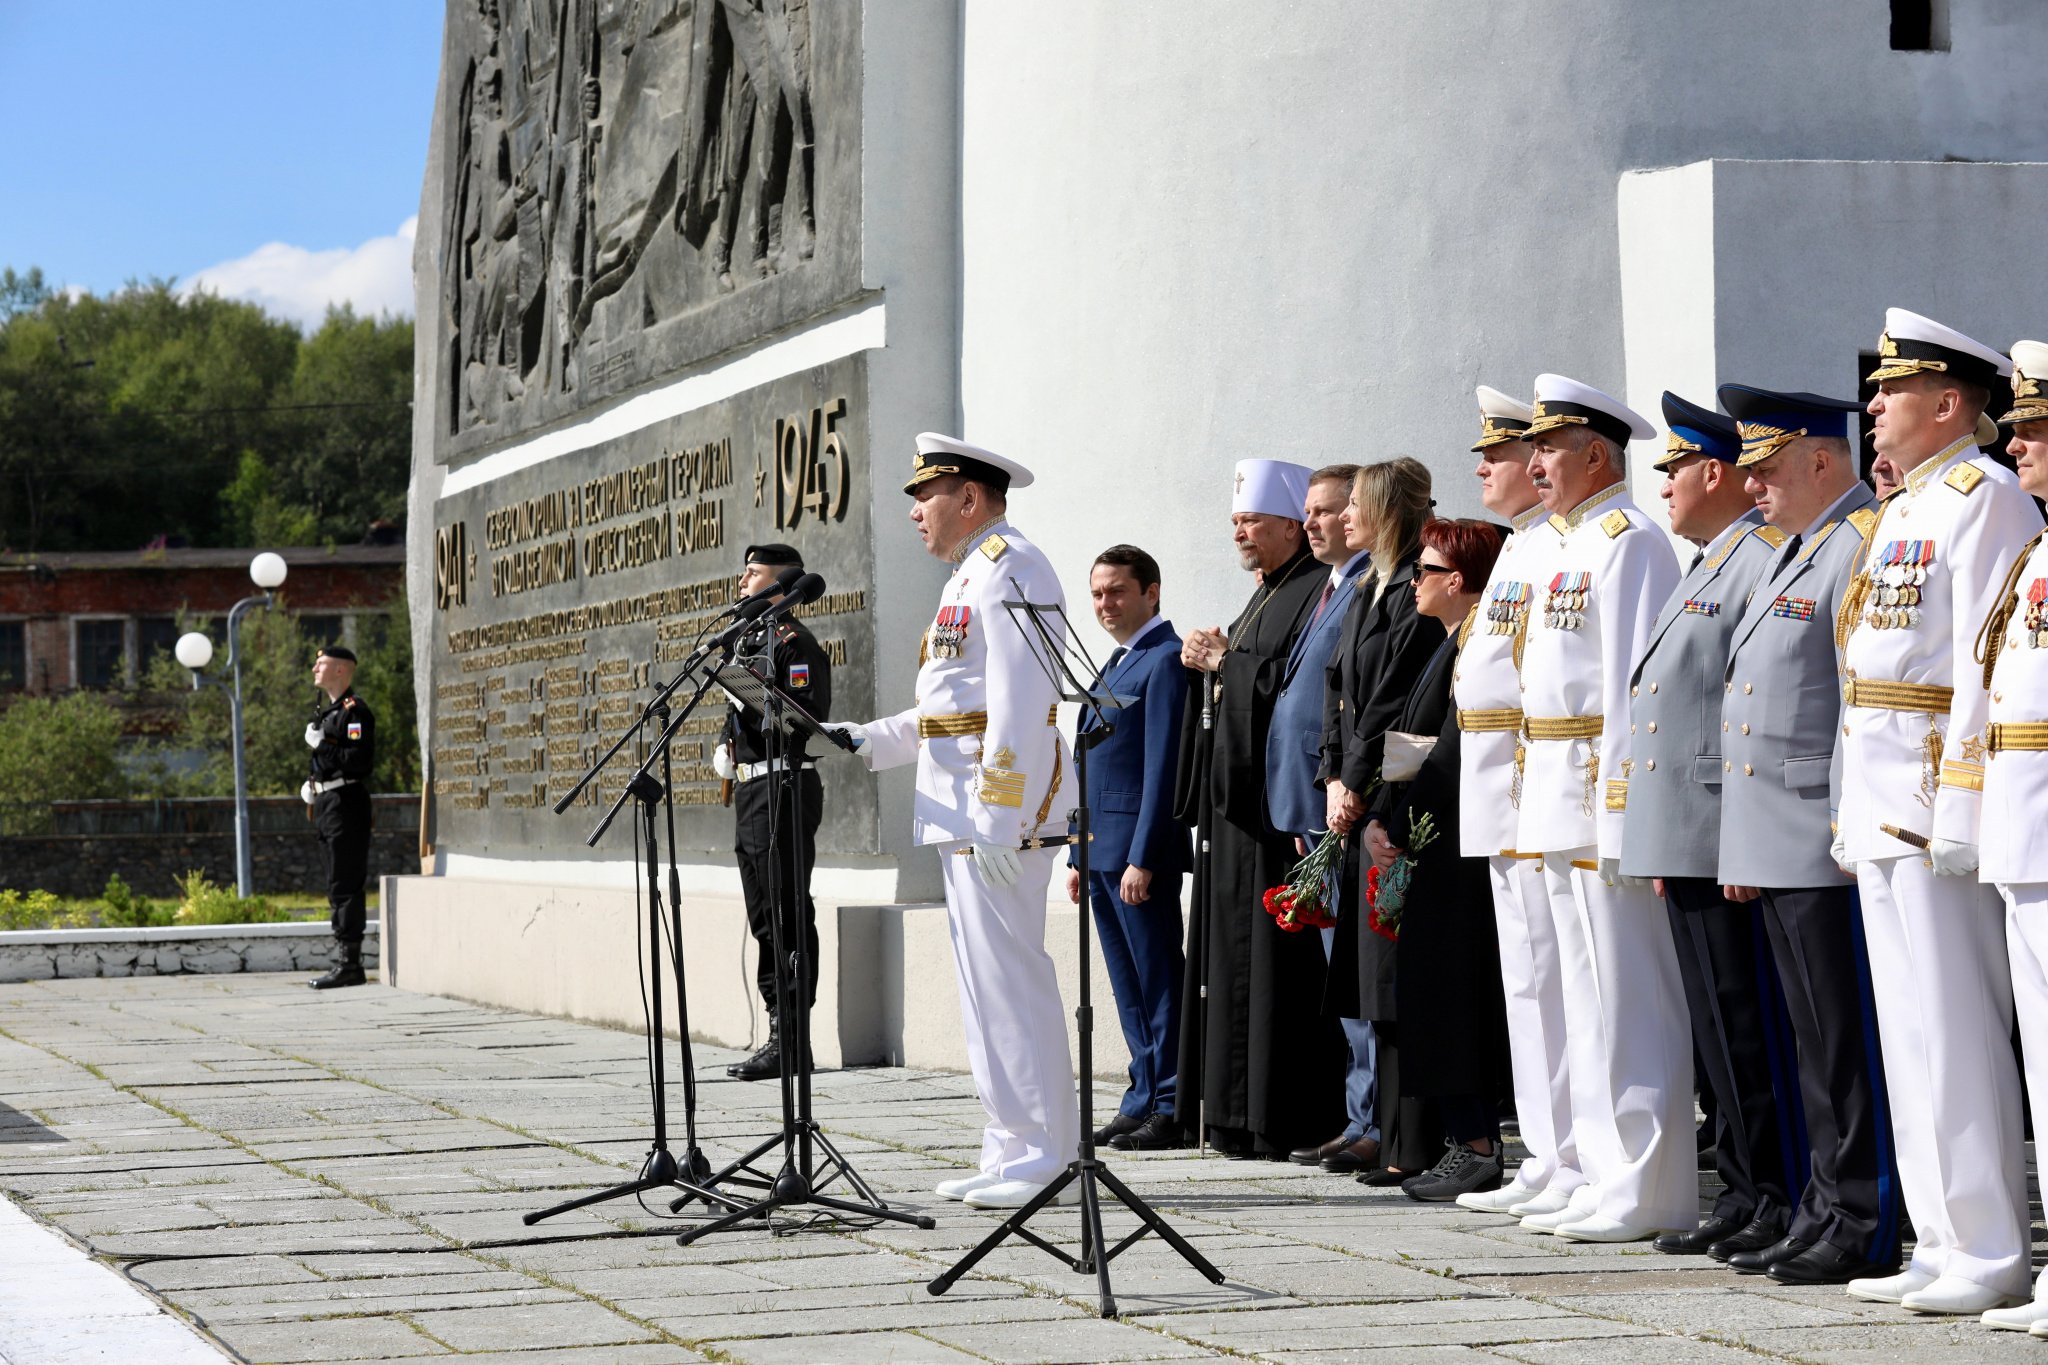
left=1261, top=832, right=1347, bottom=933
left=1365, top=810, right=1439, bottom=942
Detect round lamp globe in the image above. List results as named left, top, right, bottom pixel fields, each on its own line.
left=174, top=633, right=214, bottom=671
left=249, top=552, right=288, bottom=590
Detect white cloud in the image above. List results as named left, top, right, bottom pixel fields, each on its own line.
left=183, top=217, right=417, bottom=330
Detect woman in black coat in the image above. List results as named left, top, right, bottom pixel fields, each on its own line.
left=1321, top=458, right=1442, bottom=1181
left=1365, top=517, right=1513, bottom=1202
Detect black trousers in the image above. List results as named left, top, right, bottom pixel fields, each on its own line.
left=1664, top=876, right=1802, bottom=1225
left=314, top=786, right=371, bottom=946
left=1758, top=884, right=1902, bottom=1261
left=734, top=768, right=822, bottom=1014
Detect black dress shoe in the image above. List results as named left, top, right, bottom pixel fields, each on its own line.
left=1356, top=1164, right=1411, bottom=1187
left=1706, top=1215, right=1789, bottom=1263
left=1109, top=1113, right=1183, bottom=1151
left=1095, top=1113, right=1143, bottom=1145
left=728, top=1034, right=782, bottom=1080
left=1654, top=1215, right=1746, bottom=1256
left=310, top=960, right=366, bottom=989
left=1727, top=1235, right=1811, bottom=1275
left=1766, top=1241, right=1899, bottom=1286
left=1289, top=1133, right=1351, bottom=1166
left=1322, top=1136, right=1383, bottom=1174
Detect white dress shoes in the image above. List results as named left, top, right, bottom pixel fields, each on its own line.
left=1550, top=1215, right=1664, bottom=1244
left=1519, top=1204, right=1579, bottom=1233
left=1982, top=1299, right=2048, bottom=1332
left=1899, top=1275, right=2025, bottom=1316
left=1845, top=1266, right=1938, bottom=1303
left=963, top=1177, right=1080, bottom=1209
left=1458, top=1183, right=1536, bottom=1213
left=1509, top=1189, right=1572, bottom=1219
left=934, top=1171, right=1000, bottom=1201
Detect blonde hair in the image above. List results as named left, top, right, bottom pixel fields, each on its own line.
left=1351, top=457, right=1434, bottom=571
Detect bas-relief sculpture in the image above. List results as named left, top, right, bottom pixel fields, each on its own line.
left=437, top=0, right=858, bottom=456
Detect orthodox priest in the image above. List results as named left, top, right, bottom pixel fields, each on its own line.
left=1174, top=458, right=1347, bottom=1157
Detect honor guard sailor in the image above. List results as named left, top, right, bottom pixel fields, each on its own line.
left=1834, top=309, right=2043, bottom=1314
left=1622, top=392, right=1805, bottom=1262
left=1971, top=340, right=2048, bottom=1332
left=304, top=645, right=375, bottom=989
left=1716, top=384, right=1901, bottom=1287
left=1513, top=374, right=1694, bottom=1243
left=1448, top=388, right=1584, bottom=1218
left=822, top=434, right=1080, bottom=1210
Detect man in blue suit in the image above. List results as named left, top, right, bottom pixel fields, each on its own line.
left=1268, top=463, right=1377, bottom=1173
left=1067, top=544, right=1191, bottom=1151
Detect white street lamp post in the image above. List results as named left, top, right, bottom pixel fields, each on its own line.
left=177, top=552, right=288, bottom=898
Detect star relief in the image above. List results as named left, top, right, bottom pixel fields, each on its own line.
left=1960, top=734, right=1987, bottom=765
left=753, top=452, right=768, bottom=507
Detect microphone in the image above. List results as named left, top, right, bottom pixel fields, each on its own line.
left=763, top=572, right=826, bottom=621
left=705, top=591, right=780, bottom=650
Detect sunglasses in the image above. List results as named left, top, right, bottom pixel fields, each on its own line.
left=1416, top=562, right=1456, bottom=577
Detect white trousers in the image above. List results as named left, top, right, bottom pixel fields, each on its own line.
left=1858, top=856, right=2026, bottom=1294
left=2002, top=881, right=2048, bottom=1301
left=1539, top=851, right=1696, bottom=1230
left=1489, top=854, right=1581, bottom=1198
left=939, top=844, right=1078, bottom=1184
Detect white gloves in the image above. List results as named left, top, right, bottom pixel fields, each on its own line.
left=299, top=781, right=315, bottom=804
left=1931, top=838, right=1980, bottom=877
left=821, top=721, right=869, bottom=753
left=971, top=843, right=1022, bottom=889
left=304, top=722, right=324, bottom=750
left=711, top=743, right=736, bottom=780
left=1830, top=829, right=1849, bottom=872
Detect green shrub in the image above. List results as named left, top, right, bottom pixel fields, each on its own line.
left=0, top=889, right=75, bottom=932
left=172, top=871, right=286, bottom=926
left=99, top=874, right=173, bottom=929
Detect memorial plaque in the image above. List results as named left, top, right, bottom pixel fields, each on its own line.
left=432, top=0, right=862, bottom=460
left=426, top=355, right=877, bottom=856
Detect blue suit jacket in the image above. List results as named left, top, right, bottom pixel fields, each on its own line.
left=1072, top=619, right=1190, bottom=876
left=1266, top=560, right=1368, bottom=836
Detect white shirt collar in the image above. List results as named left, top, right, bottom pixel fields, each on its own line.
left=1330, top=548, right=1369, bottom=587
left=1120, top=614, right=1169, bottom=652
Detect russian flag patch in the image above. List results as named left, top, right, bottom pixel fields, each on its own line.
left=347, top=722, right=364, bottom=740
left=788, top=664, right=810, bottom=689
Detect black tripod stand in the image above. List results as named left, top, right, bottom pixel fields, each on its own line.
left=664, top=615, right=933, bottom=1241
left=927, top=583, right=1223, bottom=1318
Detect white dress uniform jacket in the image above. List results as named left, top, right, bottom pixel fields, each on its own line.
left=1978, top=529, right=2048, bottom=884
left=862, top=521, right=1074, bottom=847
left=1515, top=484, right=1681, bottom=858
left=1454, top=503, right=1561, bottom=858
left=1836, top=438, right=2043, bottom=860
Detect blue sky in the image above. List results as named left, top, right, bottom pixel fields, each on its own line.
left=0, top=2, right=445, bottom=324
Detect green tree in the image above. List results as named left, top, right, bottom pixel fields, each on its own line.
left=276, top=307, right=416, bottom=543
left=350, top=589, right=419, bottom=792
left=0, top=694, right=128, bottom=821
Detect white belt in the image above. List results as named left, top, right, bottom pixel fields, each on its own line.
left=736, top=758, right=815, bottom=783
left=310, top=777, right=356, bottom=794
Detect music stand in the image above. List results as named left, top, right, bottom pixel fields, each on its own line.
left=927, top=580, right=1224, bottom=1318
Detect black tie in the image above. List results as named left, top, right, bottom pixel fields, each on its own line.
left=1777, top=533, right=1803, bottom=571
left=1106, top=646, right=1128, bottom=672
left=1688, top=548, right=1704, bottom=573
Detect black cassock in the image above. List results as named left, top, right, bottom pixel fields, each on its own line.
left=1172, top=545, right=1346, bottom=1154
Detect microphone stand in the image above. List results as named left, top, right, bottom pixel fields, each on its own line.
left=1196, top=655, right=1214, bottom=1157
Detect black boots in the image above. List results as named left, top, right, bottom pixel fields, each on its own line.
left=729, top=1027, right=782, bottom=1080
left=311, top=943, right=367, bottom=990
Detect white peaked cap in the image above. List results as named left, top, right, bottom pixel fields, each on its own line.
left=905, top=432, right=1034, bottom=494
left=1476, top=385, right=1534, bottom=424
left=2002, top=340, right=2048, bottom=424
left=1525, top=373, right=1656, bottom=443
left=1871, top=307, right=2013, bottom=382
left=1231, top=459, right=1312, bottom=521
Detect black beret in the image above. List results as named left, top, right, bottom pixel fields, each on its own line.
left=744, top=543, right=804, bottom=568
left=319, top=645, right=358, bottom=663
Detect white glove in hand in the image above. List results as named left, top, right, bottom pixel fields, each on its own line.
left=304, top=722, right=324, bottom=750
left=1930, top=838, right=1980, bottom=877
left=299, top=780, right=315, bottom=805
left=1598, top=856, right=1622, bottom=887
left=821, top=721, right=868, bottom=753
left=711, top=743, right=736, bottom=780
left=971, top=843, right=1022, bottom=889
left=1830, top=829, right=1849, bottom=871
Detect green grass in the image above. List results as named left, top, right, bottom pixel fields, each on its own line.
left=0, top=873, right=379, bottom=932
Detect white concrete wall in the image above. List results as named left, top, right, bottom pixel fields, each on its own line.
left=956, top=0, right=2048, bottom=638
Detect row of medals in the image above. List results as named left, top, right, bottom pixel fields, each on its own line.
left=1863, top=562, right=1927, bottom=630
left=1543, top=588, right=1588, bottom=631
left=2024, top=587, right=2048, bottom=647
left=1487, top=584, right=1529, bottom=636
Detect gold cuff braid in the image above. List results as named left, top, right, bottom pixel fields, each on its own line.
left=1841, top=679, right=1954, bottom=714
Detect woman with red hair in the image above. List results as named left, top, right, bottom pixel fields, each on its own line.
left=1361, top=516, right=1515, bottom=1202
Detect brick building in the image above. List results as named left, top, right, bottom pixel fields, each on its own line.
left=0, top=546, right=404, bottom=696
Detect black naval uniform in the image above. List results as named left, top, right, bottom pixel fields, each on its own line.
left=727, top=615, right=832, bottom=1066
left=309, top=689, right=375, bottom=953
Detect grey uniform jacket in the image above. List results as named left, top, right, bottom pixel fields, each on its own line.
left=1618, top=511, right=1783, bottom=879
left=1717, top=484, right=1879, bottom=889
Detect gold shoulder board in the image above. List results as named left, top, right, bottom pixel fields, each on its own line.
left=1753, top=524, right=1788, bottom=548
left=1600, top=510, right=1629, bottom=538
left=1945, top=463, right=1985, bottom=496
left=1548, top=514, right=1570, bottom=535
left=979, top=533, right=1010, bottom=561
left=1847, top=507, right=1879, bottom=539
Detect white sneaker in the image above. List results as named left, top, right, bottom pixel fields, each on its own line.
left=2031, top=1318, right=2048, bottom=1339
left=1899, top=1275, right=2025, bottom=1316
left=1509, top=1189, right=1571, bottom=1218
left=1982, top=1299, right=2048, bottom=1332
left=963, top=1177, right=1080, bottom=1209
left=1846, top=1265, right=1939, bottom=1304
left=1550, top=1214, right=1665, bottom=1244
left=934, top=1171, right=1000, bottom=1201
left=1520, top=1204, right=1578, bottom=1233
left=1457, top=1183, right=1534, bottom=1213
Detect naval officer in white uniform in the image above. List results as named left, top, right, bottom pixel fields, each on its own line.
left=1970, top=340, right=2048, bottom=1335
left=1834, top=310, right=2042, bottom=1314
left=1445, top=387, right=1582, bottom=1219
left=1513, top=374, right=1694, bottom=1244
left=825, top=433, right=1080, bottom=1210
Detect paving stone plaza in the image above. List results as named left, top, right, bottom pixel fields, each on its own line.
left=0, top=974, right=2038, bottom=1363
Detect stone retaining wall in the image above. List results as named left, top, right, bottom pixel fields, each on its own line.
left=0, top=828, right=416, bottom=898
left=0, top=922, right=380, bottom=983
